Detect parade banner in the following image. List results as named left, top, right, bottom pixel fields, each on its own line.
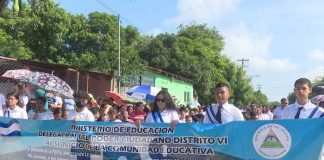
left=0, top=117, right=323, bottom=160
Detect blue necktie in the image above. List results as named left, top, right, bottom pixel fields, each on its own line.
left=294, top=107, right=303, bottom=119
left=216, top=105, right=222, bottom=124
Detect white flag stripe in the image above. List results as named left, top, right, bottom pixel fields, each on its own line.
left=0, top=123, right=21, bottom=135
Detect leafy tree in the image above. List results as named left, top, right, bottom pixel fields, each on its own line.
left=0, top=0, right=268, bottom=105
left=0, top=28, right=34, bottom=59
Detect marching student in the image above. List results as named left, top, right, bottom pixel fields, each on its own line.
left=32, top=96, right=54, bottom=120
left=143, top=90, right=179, bottom=128
left=273, top=98, right=289, bottom=119
left=203, top=82, right=244, bottom=124
left=66, top=91, right=95, bottom=121
left=3, top=91, right=28, bottom=119
left=283, top=78, right=324, bottom=119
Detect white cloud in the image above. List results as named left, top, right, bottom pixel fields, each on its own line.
left=165, top=0, right=241, bottom=26
left=222, top=23, right=298, bottom=72
left=309, top=49, right=324, bottom=60
left=145, top=28, right=164, bottom=36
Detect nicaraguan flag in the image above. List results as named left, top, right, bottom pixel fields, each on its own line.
left=0, top=119, right=21, bottom=136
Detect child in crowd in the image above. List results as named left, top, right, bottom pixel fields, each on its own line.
left=3, top=92, right=28, bottom=119
left=90, top=107, right=101, bottom=121
left=185, top=115, right=193, bottom=123
left=53, top=108, right=63, bottom=120
left=32, top=97, right=54, bottom=120
left=108, top=108, right=121, bottom=122
left=131, top=102, right=147, bottom=122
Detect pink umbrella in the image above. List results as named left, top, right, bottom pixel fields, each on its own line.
left=2, top=69, right=31, bottom=79
left=104, top=91, right=125, bottom=105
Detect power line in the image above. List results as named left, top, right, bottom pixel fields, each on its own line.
left=94, top=0, right=146, bottom=33
left=237, top=58, right=249, bottom=68
left=256, top=84, right=262, bottom=92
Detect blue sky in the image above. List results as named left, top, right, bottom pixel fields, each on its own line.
left=55, top=0, right=324, bottom=101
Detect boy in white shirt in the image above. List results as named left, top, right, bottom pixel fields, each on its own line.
left=67, top=91, right=95, bottom=122
left=283, top=78, right=324, bottom=119
left=203, top=82, right=244, bottom=124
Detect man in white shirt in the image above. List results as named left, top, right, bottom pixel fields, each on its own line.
left=203, top=82, right=245, bottom=124
left=67, top=91, right=94, bottom=121
left=283, top=78, right=324, bottom=119
left=273, top=98, right=289, bottom=120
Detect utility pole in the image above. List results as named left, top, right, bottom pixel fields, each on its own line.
left=237, top=58, right=249, bottom=68
left=117, top=14, right=121, bottom=93
left=257, top=84, right=262, bottom=92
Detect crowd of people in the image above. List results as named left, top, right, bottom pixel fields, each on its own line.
left=0, top=78, right=323, bottom=127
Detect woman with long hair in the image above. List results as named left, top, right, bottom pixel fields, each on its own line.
left=143, top=90, right=179, bottom=127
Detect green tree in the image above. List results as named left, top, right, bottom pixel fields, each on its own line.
left=251, top=91, right=268, bottom=105
left=0, top=28, right=34, bottom=59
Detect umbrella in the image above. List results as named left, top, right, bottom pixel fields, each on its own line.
left=14, top=71, right=74, bottom=98
left=2, top=69, right=31, bottom=79
left=311, top=95, right=324, bottom=105
left=126, top=85, right=160, bottom=101
left=104, top=91, right=125, bottom=105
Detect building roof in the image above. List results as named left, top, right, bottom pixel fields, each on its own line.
left=146, top=66, right=194, bottom=83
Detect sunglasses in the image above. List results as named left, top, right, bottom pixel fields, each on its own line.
left=156, top=98, right=166, bottom=103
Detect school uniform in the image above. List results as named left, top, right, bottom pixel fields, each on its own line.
left=282, top=100, right=324, bottom=119
left=28, top=111, right=54, bottom=120
left=203, top=102, right=245, bottom=124
left=3, top=106, right=28, bottom=119
left=259, top=113, right=271, bottom=120
left=28, top=109, right=36, bottom=119
left=19, top=94, right=29, bottom=110
left=110, top=119, right=122, bottom=122
left=267, top=111, right=273, bottom=120
left=273, top=106, right=285, bottom=119
left=66, top=108, right=95, bottom=122
left=145, top=109, right=179, bottom=123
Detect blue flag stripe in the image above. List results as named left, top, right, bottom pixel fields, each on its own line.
left=0, top=119, right=20, bottom=128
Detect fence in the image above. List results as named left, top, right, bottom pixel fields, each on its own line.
left=0, top=56, right=115, bottom=99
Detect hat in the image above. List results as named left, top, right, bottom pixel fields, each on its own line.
left=64, top=98, right=75, bottom=111
left=35, top=88, right=46, bottom=99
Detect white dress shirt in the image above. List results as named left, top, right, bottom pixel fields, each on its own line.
left=203, top=102, right=245, bottom=124
left=259, top=113, right=271, bottom=120
left=283, top=100, right=324, bottom=119
left=273, top=106, right=285, bottom=119
left=145, top=109, right=179, bottom=123
left=34, top=111, right=54, bottom=120
left=3, top=106, right=28, bottom=119
left=28, top=110, right=36, bottom=119
left=67, top=108, right=95, bottom=122
left=19, top=94, right=29, bottom=110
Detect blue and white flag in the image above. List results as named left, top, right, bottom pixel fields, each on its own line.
left=0, top=119, right=21, bottom=136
